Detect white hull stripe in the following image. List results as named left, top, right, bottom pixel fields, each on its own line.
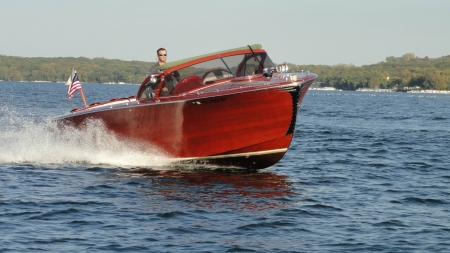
left=174, top=148, right=288, bottom=161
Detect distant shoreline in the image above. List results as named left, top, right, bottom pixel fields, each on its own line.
left=0, top=80, right=140, bottom=85
left=310, top=87, right=450, bottom=94
left=2, top=80, right=448, bottom=93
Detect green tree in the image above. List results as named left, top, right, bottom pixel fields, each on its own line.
left=401, top=53, right=415, bottom=61
left=424, top=72, right=447, bottom=90
left=386, top=56, right=395, bottom=62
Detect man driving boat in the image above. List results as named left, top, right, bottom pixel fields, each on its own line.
left=148, top=48, right=180, bottom=96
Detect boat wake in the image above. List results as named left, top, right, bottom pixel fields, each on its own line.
left=0, top=108, right=171, bottom=167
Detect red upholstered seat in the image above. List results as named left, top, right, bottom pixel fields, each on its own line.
left=171, top=76, right=204, bottom=95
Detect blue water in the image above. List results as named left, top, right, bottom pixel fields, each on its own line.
left=1, top=82, right=449, bottom=252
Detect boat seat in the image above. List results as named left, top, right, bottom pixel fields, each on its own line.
left=171, top=76, right=204, bottom=95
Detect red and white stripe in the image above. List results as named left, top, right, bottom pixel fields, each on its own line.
left=68, top=80, right=82, bottom=99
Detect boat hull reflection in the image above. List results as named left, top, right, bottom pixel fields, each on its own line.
left=128, top=168, right=294, bottom=211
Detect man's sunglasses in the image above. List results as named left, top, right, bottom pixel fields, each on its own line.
left=158, top=54, right=167, bottom=56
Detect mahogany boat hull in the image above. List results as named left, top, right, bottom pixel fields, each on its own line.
left=57, top=81, right=313, bottom=169
left=59, top=44, right=317, bottom=169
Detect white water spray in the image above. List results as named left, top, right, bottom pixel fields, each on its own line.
left=0, top=108, right=172, bottom=167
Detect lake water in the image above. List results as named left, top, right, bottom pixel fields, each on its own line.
left=1, top=82, right=449, bottom=252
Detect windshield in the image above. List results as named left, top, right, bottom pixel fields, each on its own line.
left=176, top=52, right=275, bottom=80
left=141, top=52, right=276, bottom=98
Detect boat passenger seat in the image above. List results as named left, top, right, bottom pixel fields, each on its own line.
left=171, top=76, right=204, bottom=95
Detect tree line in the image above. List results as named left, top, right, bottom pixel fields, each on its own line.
left=1, top=53, right=449, bottom=90
left=289, top=53, right=450, bottom=90
left=0, top=55, right=153, bottom=84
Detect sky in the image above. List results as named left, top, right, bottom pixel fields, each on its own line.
left=0, top=0, right=449, bottom=66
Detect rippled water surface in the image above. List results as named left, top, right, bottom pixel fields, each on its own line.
left=1, top=82, right=449, bottom=252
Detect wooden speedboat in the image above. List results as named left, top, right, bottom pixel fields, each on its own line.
left=55, top=44, right=317, bottom=169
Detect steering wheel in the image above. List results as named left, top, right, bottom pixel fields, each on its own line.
left=201, top=68, right=233, bottom=81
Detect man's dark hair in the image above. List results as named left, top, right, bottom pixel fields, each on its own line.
left=157, top=48, right=166, bottom=54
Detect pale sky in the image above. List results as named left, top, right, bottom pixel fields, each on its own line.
left=0, top=0, right=449, bottom=66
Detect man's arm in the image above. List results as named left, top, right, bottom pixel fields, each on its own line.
left=173, top=70, right=181, bottom=81
left=147, top=64, right=162, bottom=76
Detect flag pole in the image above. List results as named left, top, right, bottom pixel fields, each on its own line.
left=79, top=89, right=88, bottom=107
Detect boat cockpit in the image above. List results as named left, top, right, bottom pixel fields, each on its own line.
left=138, top=51, right=276, bottom=100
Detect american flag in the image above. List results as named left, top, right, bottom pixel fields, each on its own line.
left=67, top=72, right=82, bottom=100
